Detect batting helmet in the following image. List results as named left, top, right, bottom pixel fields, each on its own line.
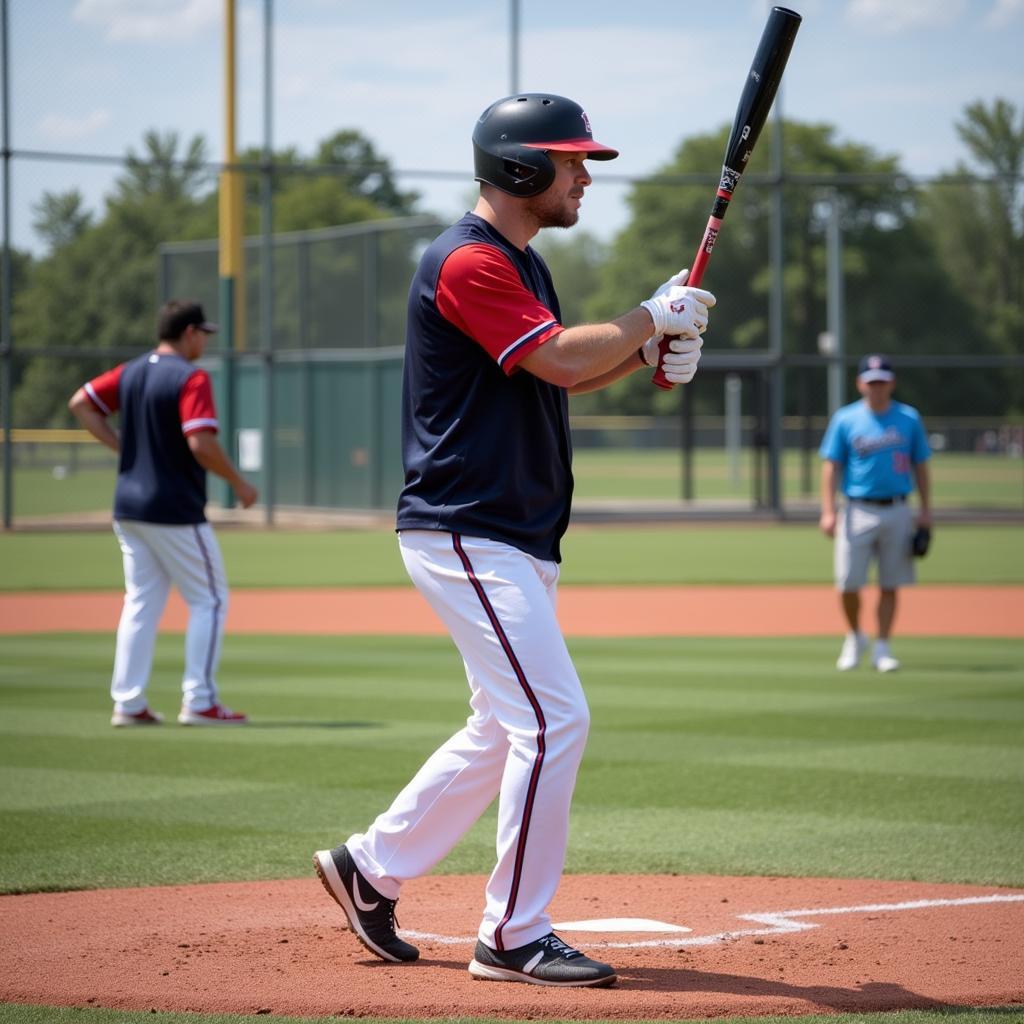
left=472, top=93, right=618, bottom=198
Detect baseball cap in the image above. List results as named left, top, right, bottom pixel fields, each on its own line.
left=158, top=299, right=218, bottom=340
left=857, top=354, right=894, bottom=383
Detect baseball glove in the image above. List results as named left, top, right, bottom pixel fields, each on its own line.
left=910, top=525, right=932, bottom=558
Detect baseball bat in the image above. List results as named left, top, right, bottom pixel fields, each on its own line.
left=652, top=5, right=802, bottom=390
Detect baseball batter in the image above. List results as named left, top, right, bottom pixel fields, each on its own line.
left=314, top=94, right=717, bottom=988
left=68, top=299, right=258, bottom=727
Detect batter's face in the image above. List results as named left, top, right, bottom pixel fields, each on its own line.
left=527, top=150, right=592, bottom=229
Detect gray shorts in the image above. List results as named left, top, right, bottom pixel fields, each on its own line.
left=835, top=500, right=915, bottom=592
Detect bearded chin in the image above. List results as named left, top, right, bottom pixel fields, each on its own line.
left=528, top=192, right=580, bottom=230
left=537, top=206, right=579, bottom=230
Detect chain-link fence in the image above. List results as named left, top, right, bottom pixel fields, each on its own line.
left=1, top=1, right=1021, bottom=527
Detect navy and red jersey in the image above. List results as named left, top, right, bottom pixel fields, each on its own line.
left=396, top=213, right=573, bottom=563
left=84, top=351, right=218, bottom=525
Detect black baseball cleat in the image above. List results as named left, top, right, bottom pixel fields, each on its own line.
left=313, top=844, right=419, bottom=963
left=469, top=932, right=617, bottom=987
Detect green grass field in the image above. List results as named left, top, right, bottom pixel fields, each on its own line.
left=5, top=448, right=1022, bottom=518
left=3, top=633, right=1022, bottom=893
left=1, top=523, right=1023, bottom=590
left=2, top=521, right=1022, bottom=1024
left=570, top=449, right=1024, bottom=508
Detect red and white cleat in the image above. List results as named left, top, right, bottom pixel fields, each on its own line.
left=111, top=707, right=165, bottom=727
left=177, top=704, right=248, bottom=726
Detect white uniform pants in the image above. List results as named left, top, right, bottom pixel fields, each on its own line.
left=110, top=519, right=228, bottom=714
left=347, top=530, right=590, bottom=951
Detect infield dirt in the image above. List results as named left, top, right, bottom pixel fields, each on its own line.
left=2, top=874, right=1022, bottom=1018
left=3, top=583, right=1023, bottom=636
left=2, top=583, right=1022, bottom=1018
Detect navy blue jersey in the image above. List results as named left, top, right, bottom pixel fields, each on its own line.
left=88, top=352, right=212, bottom=524
left=396, top=213, right=573, bottom=562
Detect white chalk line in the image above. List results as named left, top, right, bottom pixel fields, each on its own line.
left=401, top=893, right=1024, bottom=949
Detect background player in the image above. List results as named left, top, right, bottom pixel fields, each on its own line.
left=819, top=354, right=932, bottom=672
left=314, top=93, right=715, bottom=988
left=68, top=299, right=258, bottom=726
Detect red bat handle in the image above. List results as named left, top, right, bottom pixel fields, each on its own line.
left=650, top=212, right=722, bottom=390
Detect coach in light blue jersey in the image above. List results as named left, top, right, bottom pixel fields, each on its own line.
left=819, top=354, right=932, bottom=673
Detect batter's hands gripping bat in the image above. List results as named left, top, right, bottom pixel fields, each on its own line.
left=652, top=5, right=802, bottom=390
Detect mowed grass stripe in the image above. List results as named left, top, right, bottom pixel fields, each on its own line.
left=1, top=633, right=1022, bottom=894
left=2, top=522, right=1022, bottom=589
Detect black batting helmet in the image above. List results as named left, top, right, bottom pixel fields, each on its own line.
left=472, top=93, right=618, bottom=198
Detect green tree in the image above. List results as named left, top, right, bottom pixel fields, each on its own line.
left=12, top=132, right=216, bottom=427
left=32, top=190, right=92, bottom=252
left=314, top=130, right=419, bottom=216
left=12, top=125, right=428, bottom=425
left=584, top=120, right=1002, bottom=416
left=919, top=99, right=1023, bottom=411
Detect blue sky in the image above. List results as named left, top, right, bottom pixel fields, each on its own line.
left=6, top=0, right=1024, bottom=252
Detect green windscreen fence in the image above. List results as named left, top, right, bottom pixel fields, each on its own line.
left=160, top=216, right=439, bottom=513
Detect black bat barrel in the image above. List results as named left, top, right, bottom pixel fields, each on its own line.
left=723, top=6, right=802, bottom=178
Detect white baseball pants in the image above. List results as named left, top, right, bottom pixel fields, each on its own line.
left=346, top=530, right=590, bottom=951
left=110, top=519, right=227, bottom=714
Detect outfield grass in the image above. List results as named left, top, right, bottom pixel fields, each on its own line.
left=571, top=450, right=1024, bottom=509
left=4, top=449, right=1022, bottom=518
left=1, top=523, right=1022, bottom=590
left=2, top=633, right=1021, bottom=895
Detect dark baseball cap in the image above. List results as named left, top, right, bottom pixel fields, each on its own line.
left=857, top=354, right=894, bottom=382
left=157, top=299, right=218, bottom=340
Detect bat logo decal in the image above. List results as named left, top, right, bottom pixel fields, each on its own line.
left=740, top=125, right=751, bottom=141
left=720, top=168, right=741, bottom=191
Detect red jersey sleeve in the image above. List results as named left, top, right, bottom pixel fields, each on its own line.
left=83, top=364, right=124, bottom=415
left=435, top=243, right=563, bottom=375
left=180, top=370, right=219, bottom=436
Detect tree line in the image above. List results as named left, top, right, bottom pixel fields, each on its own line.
left=6, top=100, right=1022, bottom=427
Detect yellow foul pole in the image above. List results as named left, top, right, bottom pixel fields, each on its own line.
left=217, top=0, right=243, bottom=508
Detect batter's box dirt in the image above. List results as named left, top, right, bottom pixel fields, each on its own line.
left=2, top=874, right=1022, bottom=1018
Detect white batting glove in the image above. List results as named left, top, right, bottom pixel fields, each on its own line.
left=659, top=335, right=703, bottom=385
left=651, top=267, right=691, bottom=301
left=639, top=268, right=691, bottom=366
left=641, top=282, right=716, bottom=340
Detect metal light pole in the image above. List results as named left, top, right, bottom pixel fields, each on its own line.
left=509, top=0, right=520, bottom=94
left=1, top=0, right=12, bottom=528
left=260, top=0, right=274, bottom=524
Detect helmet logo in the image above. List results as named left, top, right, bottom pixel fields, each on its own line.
left=581, top=111, right=593, bottom=135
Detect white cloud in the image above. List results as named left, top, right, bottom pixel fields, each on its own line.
left=72, top=0, right=219, bottom=42
left=845, top=0, right=967, bottom=32
left=984, top=0, right=1024, bottom=26
left=36, top=108, right=111, bottom=143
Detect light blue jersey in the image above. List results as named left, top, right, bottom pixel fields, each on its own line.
left=819, top=399, right=930, bottom=499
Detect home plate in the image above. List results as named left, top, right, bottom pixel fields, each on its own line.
left=553, top=917, right=691, bottom=933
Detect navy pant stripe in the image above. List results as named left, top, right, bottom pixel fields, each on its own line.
left=451, top=533, right=546, bottom=952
